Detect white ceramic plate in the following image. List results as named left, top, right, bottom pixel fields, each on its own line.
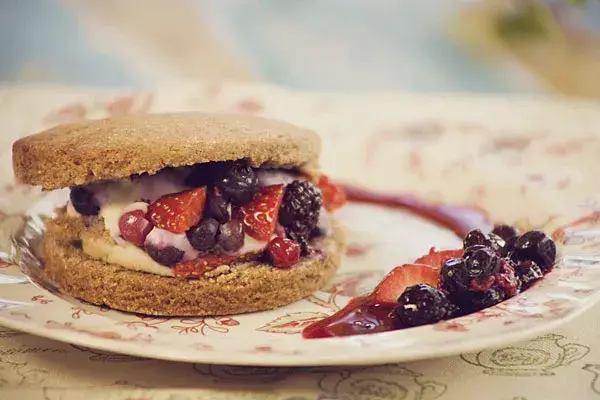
left=1, top=92, right=600, bottom=366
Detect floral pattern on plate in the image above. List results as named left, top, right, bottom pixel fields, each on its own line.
left=1, top=87, right=600, bottom=366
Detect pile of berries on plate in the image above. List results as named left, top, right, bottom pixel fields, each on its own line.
left=391, top=225, right=557, bottom=328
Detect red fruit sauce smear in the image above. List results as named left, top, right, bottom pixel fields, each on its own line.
left=303, top=184, right=491, bottom=339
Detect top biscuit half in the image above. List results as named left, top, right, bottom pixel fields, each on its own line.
left=13, top=112, right=321, bottom=190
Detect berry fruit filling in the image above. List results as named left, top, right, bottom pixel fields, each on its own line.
left=303, top=225, right=557, bottom=339
left=67, top=160, right=347, bottom=278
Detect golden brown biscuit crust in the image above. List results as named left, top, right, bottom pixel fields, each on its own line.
left=42, top=213, right=346, bottom=316
left=13, top=112, right=321, bottom=190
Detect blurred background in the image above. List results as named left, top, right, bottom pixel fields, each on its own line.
left=1, top=0, right=599, bottom=98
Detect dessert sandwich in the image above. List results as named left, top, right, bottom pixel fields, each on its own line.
left=12, top=112, right=347, bottom=316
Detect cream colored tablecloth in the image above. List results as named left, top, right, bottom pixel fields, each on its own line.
left=1, top=83, right=599, bottom=400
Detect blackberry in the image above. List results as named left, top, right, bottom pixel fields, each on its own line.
left=514, top=260, right=543, bottom=289
left=204, top=189, right=230, bottom=224
left=491, top=224, right=519, bottom=242
left=278, top=180, right=322, bottom=241
left=394, top=284, right=455, bottom=328
left=440, top=258, right=470, bottom=296
left=216, top=160, right=258, bottom=206
left=218, top=219, right=245, bottom=253
left=145, top=244, right=184, bottom=266
left=463, top=246, right=501, bottom=286
left=187, top=218, right=220, bottom=251
left=69, top=186, right=100, bottom=216
left=511, top=230, right=556, bottom=271
left=465, top=286, right=506, bottom=312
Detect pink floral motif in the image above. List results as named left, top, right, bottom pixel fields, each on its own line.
left=106, top=93, right=153, bottom=117
left=552, top=211, right=600, bottom=244
left=0, top=260, right=10, bottom=269
left=364, top=122, right=443, bottom=166
left=71, top=306, right=94, bottom=320
left=117, top=317, right=169, bottom=331
left=256, top=312, right=329, bottom=335
left=323, top=271, right=385, bottom=297
left=190, top=342, right=215, bottom=351
left=171, top=317, right=240, bottom=336
left=434, top=321, right=468, bottom=332
left=30, top=295, right=52, bottom=304
left=346, top=243, right=372, bottom=257
left=236, top=98, right=263, bottom=114
left=488, top=136, right=534, bottom=152
left=545, top=137, right=595, bottom=156
left=306, top=292, right=341, bottom=313
left=43, top=103, right=87, bottom=124
left=46, top=321, right=153, bottom=343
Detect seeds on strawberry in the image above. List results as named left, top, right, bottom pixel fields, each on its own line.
left=147, top=187, right=207, bottom=234
left=236, top=184, right=284, bottom=241
left=267, top=237, right=300, bottom=269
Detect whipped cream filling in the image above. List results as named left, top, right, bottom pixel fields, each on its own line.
left=74, top=168, right=315, bottom=277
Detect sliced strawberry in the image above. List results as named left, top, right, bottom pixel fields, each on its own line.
left=371, top=264, right=439, bottom=303
left=318, top=175, right=347, bottom=212
left=173, top=254, right=237, bottom=278
left=173, top=252, right=260, bottom=278
left=147, top=187, right=206, bottom=234
left=235, top=184, right=284, bottom=241
left=118, top=210, right=153, bottom=246
left=267, top=237, right=300, bottom=269
left=413, top=247, right=464, bottom=270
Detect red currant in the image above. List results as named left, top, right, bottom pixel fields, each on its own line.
left=118, top=210, right=153, bottom=246
left=267, top=237, right=300, bottom=269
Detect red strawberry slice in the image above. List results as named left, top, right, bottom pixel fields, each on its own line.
left=413, top=247, right=464, bottom=270
left=318, top=175, right=347, bottom=212
left=173, top=254, right=237, bottom=278
left=236, top=184, right=284, bottom=241
left=372, top=264, right=440, bottom=303
left=147, top=187, right=206, bottom=234
left=173, top=252, right=260, bottom=278
left=118, top=210, right=153, bottom=246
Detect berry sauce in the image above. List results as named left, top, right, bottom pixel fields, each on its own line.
left=302, top=296, right=397, bottom=338
left=341, top=185, right=491, bottom=238
left=303, top=184, right=494, bottom=339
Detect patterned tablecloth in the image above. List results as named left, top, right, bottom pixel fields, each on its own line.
left=1, top=83, right=600, bottom=400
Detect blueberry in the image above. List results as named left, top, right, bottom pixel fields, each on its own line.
left=440, top=258, right=470, bottom=296
left=69, top=186, right=100, bottom=216
left=187, top=218, right=220, bottom=251
left=394, top=284, right=456, bottom=328
left=185, top=162, right=226, bottom=187
left=463, top=246, right=501, bottom=284
left=463, top=229, right=491, bottom=249
left=514, top=260, right=543, bottom=289
left=465, top=286, right=506, bottom=312
left=204, top=189, right=230, bottom=224
left=218, top=219, right=245, bottom=252
left=491, top=224, right=519, bottom=242
left=216, top=161, right=258, bottom=206
left=145, top=244, right=184, bottom=266
left=279, top=180, right=322, bottom=242
left=511, top=230, right=556, bottom=270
